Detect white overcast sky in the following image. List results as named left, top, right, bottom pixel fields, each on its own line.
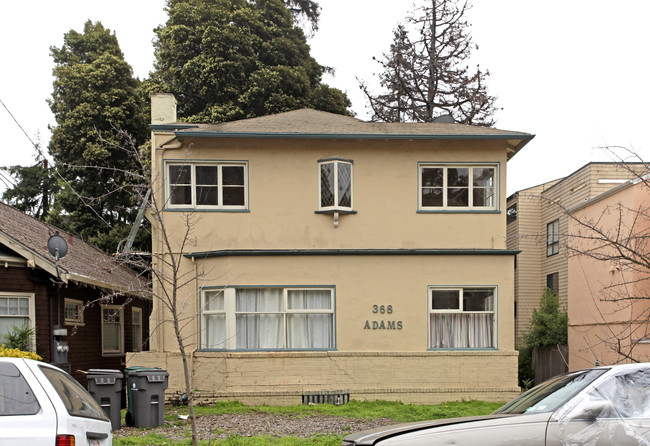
left=1, top=0, right=649, bottom=195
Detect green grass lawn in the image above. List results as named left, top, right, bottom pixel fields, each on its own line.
left=115, top=399, right=503, bottom=445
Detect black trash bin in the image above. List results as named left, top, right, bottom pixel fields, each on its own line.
left=125, top=368, right=169, bottom=428
left=86, top=369, right=123, bottom=431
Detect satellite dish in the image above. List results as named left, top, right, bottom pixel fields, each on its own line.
left=47, top=235, right=68, bottom=260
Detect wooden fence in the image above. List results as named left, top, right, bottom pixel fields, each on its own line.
left=533, top=345, right=569, bottom=385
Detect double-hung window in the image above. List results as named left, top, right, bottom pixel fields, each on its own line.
left=547, top=219, right=559, bottom=256
left=64, top=299, right=84, bottom=325
left=419, top=164, right=497, bottom=210
left=201, top=287, right=335, bottom=350
left=132, top=307, right=143, bottom=352
left=319, top=159, right=353, bottom=211
left=101, top=305, right=124, bottom=355
left=167, top=162, right=247, bottom=209
left=429, top=287, right=495, bottom=349
left=0, top=293, right=34, bottom=342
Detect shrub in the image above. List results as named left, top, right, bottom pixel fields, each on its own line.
left=3, top=324, right=36, bottom=352
left=0, top=344, right=42, bottom=360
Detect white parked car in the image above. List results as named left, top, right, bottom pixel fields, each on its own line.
left=0, top=357, right=112, bottom=446
left=343, top=362, right=650, bottom=445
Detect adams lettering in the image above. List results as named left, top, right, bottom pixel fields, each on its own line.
left=363, top=320, right=403, bottom=330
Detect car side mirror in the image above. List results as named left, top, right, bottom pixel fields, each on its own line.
left=574, top=401, right=615, bottom=421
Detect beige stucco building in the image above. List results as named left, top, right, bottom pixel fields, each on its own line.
left=128, top=93, right=534, bottom=405
left=567, top=178, right=650, bottom=370
left=507, top=163, right=649, bottom=364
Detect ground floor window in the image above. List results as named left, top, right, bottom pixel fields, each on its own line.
left=0, top=293, right=34, bottom=342
left=428, top=287, right=495, bottom=349
left=132, top=307, right=143, bottom=351
left=101, top=305, right=124, bottom=355
left=64, top=298, right=84, bottom=325
left=201, top=287, right=334, bottom=350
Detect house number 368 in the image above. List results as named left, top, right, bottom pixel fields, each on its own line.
left=372, top=305, right=393, bottom=314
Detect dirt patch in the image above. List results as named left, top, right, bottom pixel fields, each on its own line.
left=114, top=411, right=395, bottom=442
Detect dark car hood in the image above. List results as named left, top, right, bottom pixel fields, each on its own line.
left=341, top=414, right=516, bottom=445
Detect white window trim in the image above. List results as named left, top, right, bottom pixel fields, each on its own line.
left=0, top=292, right=35, bottom=351
left=318, top=159, right=353, bottom=212
left=427, top=286, right=497, bottom=349
left=418, top=163, right=498, bottom=211
left=64, top=298, right=84, bottom=326
left=165, top=161, right=248, bottom=210
left=132, top=307, right=143, bottom=352
left=201, top=287, right=335, bottom=350
left=101, top=305, right=124, bottom=356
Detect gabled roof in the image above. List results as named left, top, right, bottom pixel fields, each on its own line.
left=151, top=109, right=534, bottom=159
left=0, top=202, right=148, bottom=297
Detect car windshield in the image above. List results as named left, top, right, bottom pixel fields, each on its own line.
left=39, top=365, right=108, bottom=421
left=494, top=369, right=608, bottom=415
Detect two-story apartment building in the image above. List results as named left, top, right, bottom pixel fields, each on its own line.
left=127, top=93, right=534, bottom=405
left=507, top=163, right=647, bottom=345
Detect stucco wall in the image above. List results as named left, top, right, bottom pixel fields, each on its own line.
left=568, top=180, right=650, bottom=369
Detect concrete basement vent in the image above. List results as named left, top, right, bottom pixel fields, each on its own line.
left=302, top=390, right=350, bottom=406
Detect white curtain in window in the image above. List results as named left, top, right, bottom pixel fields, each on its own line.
left=204, top=314, right=226, bottom=348
left=431, top=313, right=493, bottom=348
left=287, top=290, right=332, bottom=349
left=236, top=289, right=282, bottom=349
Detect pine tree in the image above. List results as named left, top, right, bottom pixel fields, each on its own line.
left=360, top=0, right=497, bottom=125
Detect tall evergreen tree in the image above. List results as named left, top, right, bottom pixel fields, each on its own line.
left=1, top=157, right=57, bottom=220
left=47, top=21, right=148, bottom=253
left=149, top=0, right=350, bottom=123
left=360, top=0, right=497, bottom=125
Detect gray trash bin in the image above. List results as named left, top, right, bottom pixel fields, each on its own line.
left=86, top=369, right=123, bottom=431
left=126, top=368, right=169, bottom=428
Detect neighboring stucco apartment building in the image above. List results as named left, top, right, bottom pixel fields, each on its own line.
left=128, top=93, right=534, bottom=405
left=568, top=177, right=650, bottom=369
left=506, top=162, right=648, bottom=360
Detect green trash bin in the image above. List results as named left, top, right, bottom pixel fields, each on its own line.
left=125, top=367, right=168, bottom=428
left=86, top=369, right=123, bottom=431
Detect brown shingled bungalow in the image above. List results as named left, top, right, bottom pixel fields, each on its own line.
left=0, top=202, right=152, bottom=387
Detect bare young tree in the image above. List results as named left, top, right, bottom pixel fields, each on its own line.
left=91, top=128, right=209, bottom=446
left=359, top=0, right=497, bottom=125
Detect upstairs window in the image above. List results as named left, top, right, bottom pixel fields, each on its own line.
left=166, top=162, right=247, bottom=210
left=419, top=164, right=497, bottom=211
left=506, top=203, right=518, bottom=224
left=547, top=219, right=559, bottom=256
left=319, top=159, right=353, bottom=211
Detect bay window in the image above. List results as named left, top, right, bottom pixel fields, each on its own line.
left=319, top=159, right=353, bottom=211
left=201, top=287, right=335, bottom=350
left=419, top=163, right=497, bottom=210
left=429, top=287, right=495, bottom=349
left=166, top=161, right=247, bottom=209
